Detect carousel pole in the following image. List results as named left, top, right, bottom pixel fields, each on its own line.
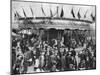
left=57, top=30, right=61, bottom=51
left=47, top=29, right=49, bottom=44
left=39, top=30, right=42, bottom=52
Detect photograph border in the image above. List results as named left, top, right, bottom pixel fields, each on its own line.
left=10, top=0, right=96, bottom=74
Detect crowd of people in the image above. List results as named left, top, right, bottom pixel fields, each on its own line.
left=11, top=28, right=96, bottom=74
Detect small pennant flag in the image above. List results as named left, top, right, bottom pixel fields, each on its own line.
left=84, top=10, right=88, bottom=18
left=50, top=8, right=53, bottom=17
left=56, top=6, right=59, bottom=17
left=60, top=7, right=64, bottom=18
left=91, top=13, right=95, bottom=21
left=30, top=6, right=35, bottom=19
left=30, top=6, right=34, bottom=16
left=41, top=5, right=46, bottom=16
left=14, top=12, right=17, bottom=17
left=22, top=8, right=27, bottom=18
left=15, top=11, right=22, bottom=19
left=14, top=12, right=17, bottom=20
left=71, top=8, right=75, bottom=18
left=50, top=6, right=59, bottom=17
left=77, top=9, right=81, bottom=19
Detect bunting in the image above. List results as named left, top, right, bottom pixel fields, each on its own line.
left=91, top=13, right=95, bottom=21
left=14, top=11, right=22, bottom=19
left=77, top=9, right=81, bottom=19
left=22, top=8, right=27, bottom=18
left=60, top=7, right=64, bottom=18
left=14, top=12, right=17, bottom=20
left=30, top=6, right=35, bottom=19
left=71, top=8, right=75, bottom=18
left=50, top=8, right=53, bottom=17
left=41, top=5, right=46, bottom=16
left=30, top=6, right=34, bottom=16
left=56, top=6, right=59, bottom=17
left=53, top=6, right=59, bottom=17
left=84, top=10, right=88, bottom=18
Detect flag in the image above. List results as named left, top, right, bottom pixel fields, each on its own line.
left=77, top=9, right=81, bottom=19
left=30, top=6, right=35, bottom=19
left=50, top=8, right=53, bottom=17
left=14, top=12, right=17, bottom=20
left=56, top=6, right=59, bottom=17
left=30, top=6, right=34, bottom=16
left=60, top=7, right=64, bottom=18
left=14, top=12, right=17, bottom=17
left=71, top=8, right=75, bottom=18
left=22, top=8, right=27, bottom=17
left=41, top=5, right=46, bottom=16
left=15, top=11, right=22, bottom=19
left=91, top=13, right=95, bottom=21
left=52, top=6, right=59, bottom=17
left=84, top=10, right=88, bottom=18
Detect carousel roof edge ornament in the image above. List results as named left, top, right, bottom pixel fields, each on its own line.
left=13, top=5, right=95, bottom=30
left=16, top=6, right=95, bottom=24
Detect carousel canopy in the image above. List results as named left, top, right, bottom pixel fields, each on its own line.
left=12, top=1, right=96, bottom=30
